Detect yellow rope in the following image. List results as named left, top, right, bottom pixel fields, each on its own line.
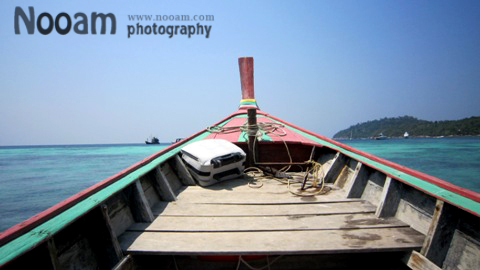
left=207, top=121, right=286, bottom=139
left=244, top=161, right=329, bottom=197
left=208, top=121, right=329, bottom=197
left=287, top=160, right=328, bottom=197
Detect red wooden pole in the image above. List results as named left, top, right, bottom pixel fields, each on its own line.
left=238, top=57, right=254, bottom=100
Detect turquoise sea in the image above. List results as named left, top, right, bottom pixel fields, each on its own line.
left=0, top=144, right=168, bottom=232
left=1, top=138, right=479, bottom=232
left=339, top=137, right=480, bottom=193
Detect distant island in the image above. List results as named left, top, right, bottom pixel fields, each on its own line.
left=333, top=116, right=480, bottom=139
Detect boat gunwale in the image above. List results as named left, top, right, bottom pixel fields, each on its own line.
left=260, top=111, right=480, bottom=212
left=0, top=110, right=241, bottom=249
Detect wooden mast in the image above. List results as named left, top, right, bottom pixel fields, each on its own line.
left=238, top=57, right=254, bottom=100
left=239, top=57, right=257, bottom=166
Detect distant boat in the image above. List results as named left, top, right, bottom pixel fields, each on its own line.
left=145, top=136, right=160, bottom=144
left=404, top=132, right=409, bottom=139
left=374, top=132, right=387, bottom=140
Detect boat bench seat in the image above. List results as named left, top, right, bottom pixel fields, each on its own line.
left=119, top=178, right=424, bottom=255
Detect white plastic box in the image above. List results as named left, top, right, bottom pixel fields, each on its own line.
left=180, top=139, right=246, bottom=186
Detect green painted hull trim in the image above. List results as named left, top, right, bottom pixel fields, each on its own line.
left=0, top=118, right=234, bottom=266
left=277, top=119, right=480, bottom=216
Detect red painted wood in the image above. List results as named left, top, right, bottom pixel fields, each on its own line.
left=256, top=117, right=315, bottom=144
left=205, top=117, right=245, bottom=142
left=238, top=57, right=254, bottom=100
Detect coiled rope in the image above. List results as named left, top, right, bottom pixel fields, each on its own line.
left=207, top=121, right=286, bottom=138
left=207, top=121, right=329, bottom=197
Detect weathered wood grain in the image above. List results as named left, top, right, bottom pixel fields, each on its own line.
left=323, top=153, right=348, bottom=183
left=361, top=180, right=383, bottom=207
left=100, top=204, right=124, bottom=262
left=376, top=177, right=403, bottom=218
left=345, top=163, right=369, bottom=198
left=176, top=188, right=350, bottom=204
left=406, top=251, right=441, bottom=270
left=107, top=193, right=136, bottom=238
left=153, top=166, right=177, bottom=201
left=184, top=176, right=345, bottom=196
left=421, top=201, right=459, bottom=267
left=152, top=201, right=376, bottom=217
left=443, top=230, right=480, bottom=270
left=334, top=159, right=358, bottom=189
left=420, top=200, right=444, bottom=255
left=395, top=199, right=431, bottom=235
left=173, top=155, right=196, bottom=186
left=129, top=180, right=154, bottom=222
left=140, top=176, right=161, bottom=209
left=128, top=213, right=408, bottom=232
left=119, top=227, right=424, bottom=255
left=183, top=177, right=290, bottom=193
left=160, top=162, right=183, bottom=193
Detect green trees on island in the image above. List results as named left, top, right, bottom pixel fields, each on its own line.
left=333, top=116, right=480, bottom=139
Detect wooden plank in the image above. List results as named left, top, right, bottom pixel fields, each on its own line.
left=443, top=230, right=480, bottom=270
left=128, top=213, right=408, bottom=232
left=183, top=177, right=343, bottom=195
left=406, top=251, right=441, bottom=270
left=173, top=155, right=196, bottom=186
left=152, top=201, right=376, bottom=217
left=176, top=188, right=352, bottom=204
left=140, top=176, right=161, bottom=210
left=184, top=179, right=292, bottom=193
left=119, top=227, right=424, bottom=255
left=323, top=153, right=347, bottom=183
left=361, top=180, right=383, bottom=206
left=395, top=199, right=432, bottom=235
left=345, top=163, right=369, bottom=198
left=376, top=177, right=403, bottom=218
left=316, top=151, right=337, bottom=172
left=106, top=193, right=135, bottom=238
left=100, top=204, right=124, bottom=262
left=153, top=166, right=177, bottom=201
left=130, top=180, right=154, bottom=222
left=334, top=159, right=358, bottom=189
left=420, top=200, right=444, bottom=255
left=161, top=162, right=183, bottom=192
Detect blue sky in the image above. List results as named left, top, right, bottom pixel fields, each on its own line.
left=1, top=1, right=479, bottom=145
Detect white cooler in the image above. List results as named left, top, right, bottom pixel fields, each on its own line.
left=180, top=139, right=246, bottom=186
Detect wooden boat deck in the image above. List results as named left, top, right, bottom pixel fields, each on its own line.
left=119, top=175, right=425, bottom=256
